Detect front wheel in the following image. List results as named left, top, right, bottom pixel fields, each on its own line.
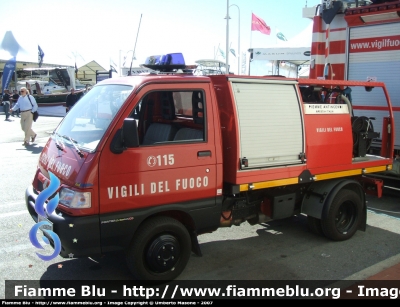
left=126, top=216, right=192, bottom=282
left=321, top=189, right=363, bottom=241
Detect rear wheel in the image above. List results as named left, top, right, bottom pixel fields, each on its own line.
left=321, top=189, right=363, bottom=241
left=126, top=216, right=191, bottom=282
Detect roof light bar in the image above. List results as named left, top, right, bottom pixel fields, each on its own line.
left=142, top=53, right=186, bottom=71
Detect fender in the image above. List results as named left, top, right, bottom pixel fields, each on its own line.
left=301, top=178, right=367, bottom=231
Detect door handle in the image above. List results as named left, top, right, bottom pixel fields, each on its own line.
left=198, top=151, right=211, bottom=157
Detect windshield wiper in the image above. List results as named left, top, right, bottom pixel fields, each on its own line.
left=54, top=132, right=65, bottom=151
left=62, top=135, right=84, bottom=158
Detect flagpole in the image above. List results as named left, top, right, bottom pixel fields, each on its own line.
left=229, top=4, right=240, bottom=75
left=119, top=50, right=122, bottom=76
left=14, top=69, right=17, bottom=92
left=250, top=11, right=253, bottom=49
left=225, top=0, right=230, bottom=75
left=215, top=43, right=220, bottom=60
left=249, top=11, right=253, bottom=75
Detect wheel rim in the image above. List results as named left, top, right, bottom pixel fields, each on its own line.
left=335, top=201, right=356, bottom=233
left=145, top=234, right=180, bottom=273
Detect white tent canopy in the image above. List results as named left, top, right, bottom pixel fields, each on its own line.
left=76, top=60, right=107, bottom=84
left=249, top=23, right=313, bottom=77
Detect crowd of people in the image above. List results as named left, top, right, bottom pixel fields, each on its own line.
left=1, top=89, right=20, bottom=121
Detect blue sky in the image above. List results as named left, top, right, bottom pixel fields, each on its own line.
left=0, top=0, right=321, bottom=73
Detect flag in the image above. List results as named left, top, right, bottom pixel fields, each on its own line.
left=230, top=48, right=236, bottom=57
left=218, top=47, right=225, bottom=59
left=75, top=62, right=78, bottom=73
left=251, top=13, right=271, bottom=35
left=38, top=45, right=44, bottom=67
left=2, top=57, right=16, bottom=94
left=277, top=32, right=288, bottom=41
left=110, top=65, right=118, bottom=73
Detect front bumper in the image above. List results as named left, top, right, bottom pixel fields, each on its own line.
left=25, top=185, right=102, bottom=258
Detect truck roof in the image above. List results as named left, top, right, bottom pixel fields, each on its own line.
left=95, top=73, right=387, bottom=91
left=96, top=74, right=211, bottom=88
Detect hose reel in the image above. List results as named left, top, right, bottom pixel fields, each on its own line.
left=351, top=116, right=380, bottom=157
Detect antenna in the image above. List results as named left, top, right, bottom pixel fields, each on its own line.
left=71, top=51, right=85, bottom=63
left=129, top=14, right=143, bottom=76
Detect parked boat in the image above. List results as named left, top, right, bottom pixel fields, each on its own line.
left=17, top=79, right=66, bottom=94
left=18, top=81, right=84, bottom=116
left=193, top=59, right=228, bottom=75
left=14, top=67, right=87, bottom=116
left=21, top=66, right=86, bottom=92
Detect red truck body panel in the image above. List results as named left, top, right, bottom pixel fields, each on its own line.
left=25, top=69, right=395, bottom=281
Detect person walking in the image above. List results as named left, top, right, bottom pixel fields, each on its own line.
left=11, top=90, right=20, bottom=117
left=66, top=88, right=78, bottom=113
left=83, top=84, right=90, bottom=96
left=2, top=89, right=12, bottom=121
left=10, top=87, right=38, bottom=146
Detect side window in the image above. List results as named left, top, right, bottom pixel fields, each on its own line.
left=137, top=90, right=205, bottom=145
left=174, top=92, right=192, bottom=116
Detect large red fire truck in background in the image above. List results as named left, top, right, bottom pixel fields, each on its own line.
left=309, top=0, right=400, bottom=188
left=26, top=53, right=395, bottom=281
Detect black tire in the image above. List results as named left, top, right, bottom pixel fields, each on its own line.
left=307, top=216, right=324, bottom=236
left=321, top=189, right=363, bottom=241
left=125, top=216, right=191, bottom=282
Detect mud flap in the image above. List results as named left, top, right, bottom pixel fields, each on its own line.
left=190, top=230, right=202, bottom=257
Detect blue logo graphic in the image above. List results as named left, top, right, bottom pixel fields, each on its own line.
left=29, top=171, right=62, bottom=261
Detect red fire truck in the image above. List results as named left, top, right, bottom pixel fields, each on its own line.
left=309, top=0, right=400, bottom=186
left=26, top=53, right=395, bottom=281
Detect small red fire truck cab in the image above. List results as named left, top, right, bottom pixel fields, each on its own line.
left=26, top=53, right=394, bottom=281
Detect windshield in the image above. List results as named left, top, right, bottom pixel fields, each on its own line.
left=54, top=84, right=134, bottom=152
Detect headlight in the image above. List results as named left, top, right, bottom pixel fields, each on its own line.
left=59, top=188, right=91, bottom=209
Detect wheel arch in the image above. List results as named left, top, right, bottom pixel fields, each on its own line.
left=101, top=197, right=221, bottom=257
left=301, top=179, right=367, bottom=231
